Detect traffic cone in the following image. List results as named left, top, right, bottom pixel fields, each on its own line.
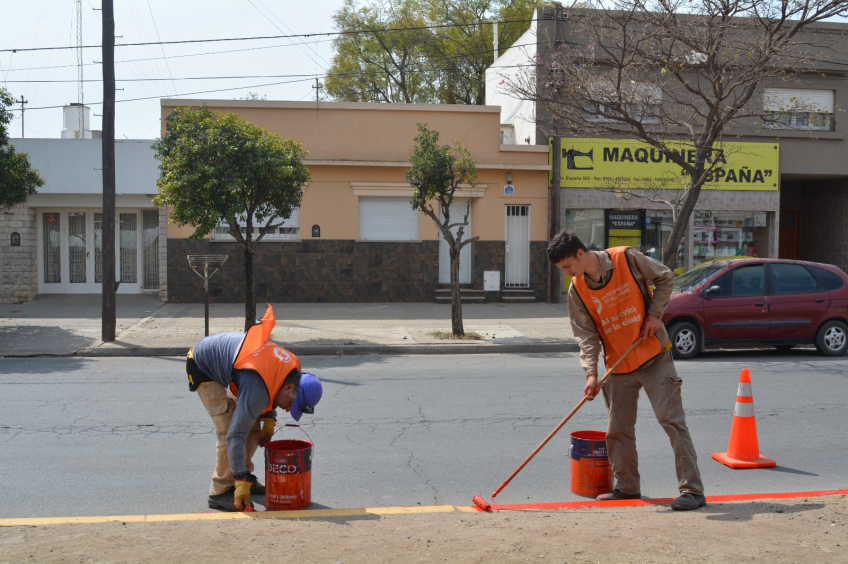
left=712, top=368, right=776, bottom=469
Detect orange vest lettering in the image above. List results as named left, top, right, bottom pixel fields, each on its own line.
left=231, top=305, right=301, bottom=412
left=571, top=247, right=662, bottom=374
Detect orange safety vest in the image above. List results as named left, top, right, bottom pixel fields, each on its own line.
left=571, top=247, right=662, bottom=374
left=231, top=304, right=301, bottom=412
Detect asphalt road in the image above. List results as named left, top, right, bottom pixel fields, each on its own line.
left=1, top=350, right=846, bottom=518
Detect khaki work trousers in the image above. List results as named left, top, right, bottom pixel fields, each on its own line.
left=197, top=381, right=262, bottom=496
left=601, top=352, right=704, bottom=496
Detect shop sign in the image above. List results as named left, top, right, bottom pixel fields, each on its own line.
left=608, top=211, right=641, bottom=229
left=552, top=138, right=779, bottom=191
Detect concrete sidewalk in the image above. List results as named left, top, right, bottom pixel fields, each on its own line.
left=0, top=295, right=576, bottom=357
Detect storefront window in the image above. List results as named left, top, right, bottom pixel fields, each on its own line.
left=641, top=209, right=682, bottom=271
left=693, top=211, right=769, bottom=265
left=564, top=209, right=604, bottom=250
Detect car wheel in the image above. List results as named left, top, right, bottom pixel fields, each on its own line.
left=815, top=320, right=848, bottom=357
left=669, top=321, right=700, bottom=360
left=773, top=344, right=795, bottom=352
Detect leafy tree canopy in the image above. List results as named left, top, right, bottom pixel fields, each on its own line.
left=327, top=0, right=551, bottom=104
left=0, top=88, right=43, bottom=210
left=152, top=105, right=310, bottom=246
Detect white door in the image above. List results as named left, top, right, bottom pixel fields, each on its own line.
left=505, top=205, right=531, bottom=288
left=37, top=209, right=144, bottom=294
left=439, top=199, right=471, bottom=284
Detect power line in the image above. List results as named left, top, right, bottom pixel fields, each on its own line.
left=0, top=17, right=532, bottom=54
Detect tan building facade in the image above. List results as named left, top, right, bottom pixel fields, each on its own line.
left=159, top=100, right=550, bottom=303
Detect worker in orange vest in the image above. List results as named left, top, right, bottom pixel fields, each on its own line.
left=548, top=230, right=705, bottom=511
left=186, top=305, right=322, bottom=512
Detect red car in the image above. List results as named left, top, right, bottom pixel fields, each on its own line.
left=663, top=258, right=848, bottom=359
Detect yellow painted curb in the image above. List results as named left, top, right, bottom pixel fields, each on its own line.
left=0, top=504, right=465, bottom=527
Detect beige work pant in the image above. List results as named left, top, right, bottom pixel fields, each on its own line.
left=197, top=381, right=262, bottom=496
left=601, top=352, right=704, bottom=496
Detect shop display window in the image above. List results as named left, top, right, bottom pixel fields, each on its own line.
left=641, top=209, right=682, bottom=271
left=693, top=211, right=769, bottom=265
left=564, top=209, right=605, bottom=251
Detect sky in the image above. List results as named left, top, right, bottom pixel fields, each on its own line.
left=1, top=0, right=346, bottom=139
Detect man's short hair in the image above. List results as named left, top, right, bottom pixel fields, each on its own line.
left=284, top=368, right=302, bottom=391
left=547, top=230, right=588, bottom=264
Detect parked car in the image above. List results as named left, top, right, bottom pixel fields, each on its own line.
left=663, top=258, right=848, bottom=358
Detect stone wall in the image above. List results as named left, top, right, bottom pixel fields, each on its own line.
left=0, top=203, right=37, bottom=303
left=167, top=238, right=549, bottom=303
left=167, top=239, right=440, bottom=303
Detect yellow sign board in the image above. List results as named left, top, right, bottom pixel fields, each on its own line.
left=552, top=138, right=779, bottom=191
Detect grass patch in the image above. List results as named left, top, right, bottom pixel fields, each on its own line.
left=430, top=330, right=483, bottom=341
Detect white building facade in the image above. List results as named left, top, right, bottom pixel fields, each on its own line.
left=0, top=137, right=163, bottom=303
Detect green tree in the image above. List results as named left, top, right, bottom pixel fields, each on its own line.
left=0, top=88, right=43, bottom=210
left=407, top=123, right=478, bottom=336
left=327, top=0, right=548, bottom=105
left=153, top=106, right=310, bottom=329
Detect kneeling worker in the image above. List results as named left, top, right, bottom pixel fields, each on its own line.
left=186, top=305, right=322, bottom=512
left=548, top=230, right=705, bottom=511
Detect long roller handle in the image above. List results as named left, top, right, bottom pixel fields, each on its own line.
left=490, top=338, right=642, bottom=503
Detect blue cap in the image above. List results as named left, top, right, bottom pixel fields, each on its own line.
left=290, top=372, right=322, bottom=422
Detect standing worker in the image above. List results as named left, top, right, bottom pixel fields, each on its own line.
left=186, top=305, right=322, bottom=512
left=548, top=230, right=706, bottom=511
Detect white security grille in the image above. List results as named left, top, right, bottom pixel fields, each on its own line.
left=68, top=212, right=86, bottom=283
left=358, top=197, right=419, bottom=241
left=43, top=213, right=61, bottom=284
left=505, top=205, right=530, bottom=288
left=213, top=209, right=300, bottom=241
left=119, top=213, right=138, bottom=284
left=143, top=209, right=159, bottom=289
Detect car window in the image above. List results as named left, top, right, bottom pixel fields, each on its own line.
left=732, top=265, right=765, bottom=297
left=703, top=271, right=732, bottom=297
left=674, top=265, right=724, bottom=292
left=809, top=265, right=845, bottom=291
left=771, top=263, right=819, bottom=295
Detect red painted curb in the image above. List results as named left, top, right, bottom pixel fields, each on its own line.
left=473, top=489, right=848, bottom=512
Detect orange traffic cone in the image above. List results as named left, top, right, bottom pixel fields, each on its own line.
left=712, top=368, right=776, bottom=469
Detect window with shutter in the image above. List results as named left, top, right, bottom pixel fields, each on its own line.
left=212, top=209, right=300, bottom=241
left=358, top=197, right=419, bottom=241
left=763, top=88, right=834, bottom=131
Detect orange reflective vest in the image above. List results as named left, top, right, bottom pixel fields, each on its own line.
left=571, top=247, right=662, bottom=374
left=231, top=304, right=301, bottom=412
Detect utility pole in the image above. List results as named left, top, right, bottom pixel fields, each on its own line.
left=101, top=0, right=116, bottom=341
left=17, top=96, right=27, bottom=137
left=549, top=3, right=563, bottom=303
left=312, top=78, right=323, bottom=109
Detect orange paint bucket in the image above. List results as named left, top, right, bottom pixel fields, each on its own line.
left=264, top=439, right=312, bottom=510
left=569, top=430, right=613, bottom=498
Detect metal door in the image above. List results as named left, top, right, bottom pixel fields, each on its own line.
left=439, top=199, right=471, bottom=284
left=504, top=205, right=530, bottom=288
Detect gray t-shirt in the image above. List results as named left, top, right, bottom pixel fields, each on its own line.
left=193, top=332, right=277, bottom=478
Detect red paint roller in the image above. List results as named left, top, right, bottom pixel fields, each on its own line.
left=473, top=339, right=641, bottom=512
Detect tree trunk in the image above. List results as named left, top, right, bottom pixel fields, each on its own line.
left=661, top=176, right=703, bottom=269
left=244, top=247, right=256, bottom=331
left=450, top=248, right=464, bottom=336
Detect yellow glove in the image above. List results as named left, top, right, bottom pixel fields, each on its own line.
left=258, top=418, right=276, bottom=446
left=234, top=480, right=252, bottom=511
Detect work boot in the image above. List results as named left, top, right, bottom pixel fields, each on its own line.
left=208, top=486, right=239, bottom=512
left=596, top=489, right=641, bottom=501
left=671, top=493, right=707, bottom=511
left=246, top=473, right=265, bottom=495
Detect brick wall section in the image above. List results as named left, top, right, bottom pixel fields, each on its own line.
left=798, top=180, right=848, bottom=273
left=167, top=239, right=440, bottom=303
left=167, top=238, right=549, bottom=303
left=0, top=203, right=37, bottom=304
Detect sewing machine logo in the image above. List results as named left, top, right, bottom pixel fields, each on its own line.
left=564, top=146, right=594, bottom=170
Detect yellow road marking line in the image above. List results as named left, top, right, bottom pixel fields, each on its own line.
left=0, top=505, right=461, bottom=527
